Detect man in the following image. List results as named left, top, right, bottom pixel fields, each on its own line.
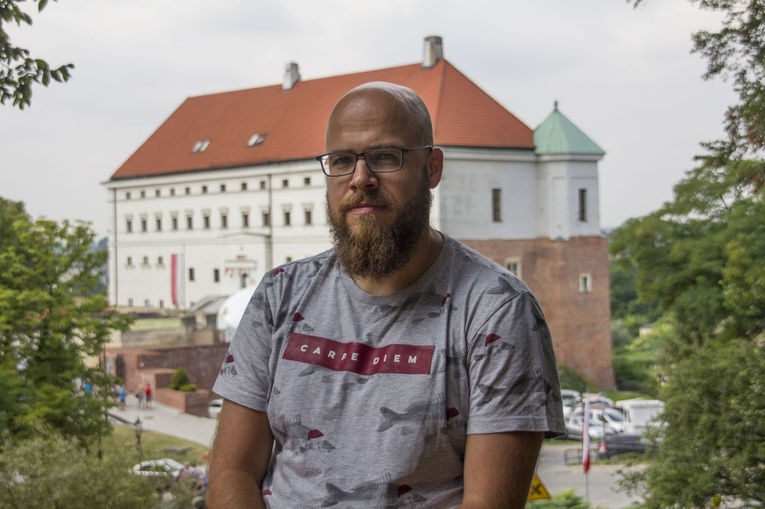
left=207, top=82, right=565, bottom=508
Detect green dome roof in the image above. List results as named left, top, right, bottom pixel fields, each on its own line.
left=534, top=102, right=605, bottom=156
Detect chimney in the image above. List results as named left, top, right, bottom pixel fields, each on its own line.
left=422, top=36, right=443, bottom=69
left=283, top=62, right=300, bottom=91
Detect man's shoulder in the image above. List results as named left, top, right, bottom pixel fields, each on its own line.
left=441, top=236, right=532, bottom=299
left=261, top=249, right=337, bottom=291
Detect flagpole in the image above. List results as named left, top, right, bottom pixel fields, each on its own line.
left=582, top=397, right=591, bottom=503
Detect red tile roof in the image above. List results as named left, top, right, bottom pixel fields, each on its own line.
left=110, top=60, right=534, bottom=180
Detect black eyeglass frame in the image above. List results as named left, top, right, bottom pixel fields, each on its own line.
left=315, top=146, right=433, bottom=177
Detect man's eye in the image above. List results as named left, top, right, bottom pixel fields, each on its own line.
left=329, top=155, right=354, bottom=167
left=369, top=150, right=400, bottom=164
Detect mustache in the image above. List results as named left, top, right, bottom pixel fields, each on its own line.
left=338, top=191, right=395, bottom=214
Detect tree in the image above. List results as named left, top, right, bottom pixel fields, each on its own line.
left=613, top=0, right=765, bottom=504
left=1, top=0, right=74, bottom=109
left=0, top=434, right=158, bottom=509
left=0, top=197, right=132, bottom=446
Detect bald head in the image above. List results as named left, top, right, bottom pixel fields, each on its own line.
left=326, top=82, right=433, bottom=149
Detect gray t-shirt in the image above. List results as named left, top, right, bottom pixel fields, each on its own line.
left=213, top=235, right=565, bottom=508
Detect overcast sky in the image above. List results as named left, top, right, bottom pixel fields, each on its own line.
left=0, top=0, right=735, bottom=238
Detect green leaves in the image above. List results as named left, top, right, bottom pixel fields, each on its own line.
left=0, top=197, right=132, bottom=447
left=0, top=0, right=74, bottom=109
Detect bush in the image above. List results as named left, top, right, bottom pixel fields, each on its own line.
left=179, top=383, right=197, bottom=392
left=557, top=365, right=590, bottom=393
left=0, top=434, right=157, bottom=509
left=526, top=488, right=592, bottom=508
left=169, top=368, right=191, bottom=390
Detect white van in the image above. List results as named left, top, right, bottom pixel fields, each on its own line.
left=616, top=398, right=665, bottom=435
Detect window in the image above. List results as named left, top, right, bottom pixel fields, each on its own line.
left=185, top=187, right=191, bottom=195
left=241, top=182, right=248, bottom=191
left=126, top=219, right=133, bottom=233
left=141, top=218, right=147, bottom=233
left=263, top=212, right=270, bottom=227
left=186, top=215, right=193, bottom=230
left=189, top=267, right=195, bottom=282
left=260, top=180, right=267, bottom=190
left=213, top=268, right=220, bottom=283
left=192, top=139, right=210, bottom=153
left=128, top=298, right=134, bottom=307
left=492, top=188, right=502, bottom=222
left=242, top=212, right=249, bottom=228
left=304, top=209, right=312, bottom=226
left=247, top=133, right=267, bottom=146
left=282, top=179, right=289, bottom=188
left=203, top=214, right=211, bottom=229
left=221, top=213, right=228, bottom=229
left=158, top=300, right=164, bottom=309
left=304, top=177, right=311, bottom=186
left=155, top=189, right=161, bottom=197
left=202, top=185, right=208, bottom=194
left=170, top=188, right=175, bottom=197
left=579, top=273, right=592, bottom=293
left=125, top=192, right=131, bottom=200
left=286, top=256, right=292, bottom=263
left=578, top=188, right=588, bottom=222
left=155, top=217, right=162, bottom=231
left=142, top=256, right=149, bottom=266
left=172, top=216, right=178, bottom=231
left=157, top=256, right=164, bottom=266
left=505, top=257, right=521, bottom=278
left=140, top=190, right=146, bottom=199
left=145, top=299, right=150, bottom=307
left=284, top=211, right=291, bottom=226
left=126, top=256, right=133, bottom=266
left=220, top=184, right=226, bottom=193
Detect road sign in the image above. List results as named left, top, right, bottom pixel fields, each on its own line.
left=527, top=473, right=551, bottom=500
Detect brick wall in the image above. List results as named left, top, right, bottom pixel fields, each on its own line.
left=460, top=236, right=615, bottom=388
left=108, top=343, right=230, bottom=396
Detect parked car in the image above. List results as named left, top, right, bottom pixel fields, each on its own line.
left=597, top=433, right=653, bottom=459
left=131, top=458, right=185, bottom=489
left=560, top=389, right=581, bottom=416
left=565, top=413, right=616, bottom=440
left=208, top=398, right=223, bottom=419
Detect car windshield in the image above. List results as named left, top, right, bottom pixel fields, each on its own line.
left=604, top=409, right=625, bottom=422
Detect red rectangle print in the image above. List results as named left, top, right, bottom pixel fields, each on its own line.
left=283, top=333, right=433, bottom=375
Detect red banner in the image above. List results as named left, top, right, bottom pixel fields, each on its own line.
left=282, top=333, right=434, bottom=376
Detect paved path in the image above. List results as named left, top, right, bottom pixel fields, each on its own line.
left=110, top=401, right=217, bottom=448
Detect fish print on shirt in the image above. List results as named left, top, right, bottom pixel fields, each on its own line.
left=377, top=397, right=459, bottom=435
left=472, top=332, right=515, bottom=361
left=373, top=285, right=452, bottom=325
left=219, top=353, right=237, bottom=377
left=274, top=415, right=335, bottom=453
left=321, top=474, right=426, bottom=508
left=485, top=275, right=516, bottom=296
left=433, top=348, right=466, bottom=381
left=475, top=368, right=550, bottom=407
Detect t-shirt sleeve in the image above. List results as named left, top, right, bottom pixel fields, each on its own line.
left=465, top=291, right=566, bottom=438
left=212, top=280, right=275, bottom=413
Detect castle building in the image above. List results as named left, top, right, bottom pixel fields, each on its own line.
left=104, top=36, right=614, bottom=388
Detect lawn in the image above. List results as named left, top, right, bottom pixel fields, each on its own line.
left=107, top=423, right=210, bottom=468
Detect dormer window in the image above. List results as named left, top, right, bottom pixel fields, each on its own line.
left=192, top=139, right=211, bottom=153
left=247, top=133, right=267, bottom=146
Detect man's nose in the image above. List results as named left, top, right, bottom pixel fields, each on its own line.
left=349, top=157, right=379, bottom=191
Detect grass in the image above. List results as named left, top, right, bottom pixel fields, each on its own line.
left=107, top=423, right=210, bottom=467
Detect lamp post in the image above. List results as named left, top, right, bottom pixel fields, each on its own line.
left=134, top=417, right=143, bottom=458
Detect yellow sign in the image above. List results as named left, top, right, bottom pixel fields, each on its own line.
left=527, top=473, right=551, bottom=501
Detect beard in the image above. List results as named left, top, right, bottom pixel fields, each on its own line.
left=327, top=171, right=433, bottom=279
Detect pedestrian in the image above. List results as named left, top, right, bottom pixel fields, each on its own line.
left=145, top=384, right=153, bottom=409
left=207, top=82, right=565, bottom=508
left=136, top=385, right=145, bottom=409
left=118, top=384, right=127, bottom=411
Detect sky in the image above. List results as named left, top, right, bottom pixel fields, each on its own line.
left=0, top=0, right=736, bottom=238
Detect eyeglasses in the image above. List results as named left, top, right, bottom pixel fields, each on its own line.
left=316, top=146, right=432, bottom=177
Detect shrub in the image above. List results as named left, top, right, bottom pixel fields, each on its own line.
left=170, top=368, right=191, bottom=390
